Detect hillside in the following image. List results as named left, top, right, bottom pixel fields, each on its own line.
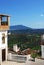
left=9, top=25, right=44, bottom=34
left=8, top=25, right=41, bottom=51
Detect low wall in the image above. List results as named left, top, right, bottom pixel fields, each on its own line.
left=7, top=53, right=31, bottom=62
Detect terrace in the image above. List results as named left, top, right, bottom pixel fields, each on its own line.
left=2, top=58, right=44, bottom=65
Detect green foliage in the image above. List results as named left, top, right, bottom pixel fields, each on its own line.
left=31, top=53, right=37, bottom=59
left=8, top=34, right=41, bottom=51
left=32, top=45, right=41, bottom=51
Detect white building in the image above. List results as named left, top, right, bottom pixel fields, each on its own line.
left=41, top=34, right=44, bottom=58
left=13, top=44, right=20, bottom=52
left=0, top=14, right=10, bottom=64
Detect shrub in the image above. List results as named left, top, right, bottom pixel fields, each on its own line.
left=31, top=52, right=37, bottom=59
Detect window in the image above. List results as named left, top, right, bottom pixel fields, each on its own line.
left=2, top=17, right=7, bottom=22
left=2, top=33, right=5, bottom=43
left=1, top=16, right=8, bottom=25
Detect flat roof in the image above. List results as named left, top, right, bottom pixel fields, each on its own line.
left=0, top=14, right=10, bottom=17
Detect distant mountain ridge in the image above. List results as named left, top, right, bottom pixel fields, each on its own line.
left=9, top=25, right=44, bottom=34
left=10, top=25, right=32, bottom=30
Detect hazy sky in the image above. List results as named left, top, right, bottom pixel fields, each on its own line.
left=0, top=0, right=44, bottom=28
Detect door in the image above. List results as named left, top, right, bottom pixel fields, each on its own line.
left=2, top=49, right=5, bottom=61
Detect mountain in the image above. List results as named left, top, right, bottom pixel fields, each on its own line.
left=33, top=29, right=44, bottom=34
left=9, top=25, right=44, bottom=35
left=10, top=25, right=32, bottom=30
left=9, top=25, right=32, bottom=34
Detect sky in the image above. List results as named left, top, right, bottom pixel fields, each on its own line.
left=0, top=0, right=44, bottom=29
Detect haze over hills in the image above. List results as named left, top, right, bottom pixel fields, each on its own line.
left=9, top=25, right=44, bottom=34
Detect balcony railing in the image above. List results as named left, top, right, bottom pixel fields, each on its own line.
left=1, top=21, right=8, bottom=25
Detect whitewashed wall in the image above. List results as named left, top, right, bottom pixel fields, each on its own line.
left=0, top=30, right=8, bottom=64
left=13, top=44, right=20, bottom=52
left=41, top=45, right=44, bottom=58
left=0, top=31, right=7, bottom=48
left=13, top=44, right=18, bottom=52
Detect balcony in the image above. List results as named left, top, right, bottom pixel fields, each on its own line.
left=1, top=21, right=8, bottom=25
left=0, top=25, right=9, bottom=30
left=0, top=14, right=10, bottom=30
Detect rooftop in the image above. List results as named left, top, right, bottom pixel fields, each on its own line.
left=0, top=14, right=10, bottom=17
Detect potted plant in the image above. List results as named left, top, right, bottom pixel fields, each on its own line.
left=31, top=52, right=37, bottom=61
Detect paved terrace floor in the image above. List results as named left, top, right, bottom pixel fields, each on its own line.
left=2, top=58, right=44, bottom=65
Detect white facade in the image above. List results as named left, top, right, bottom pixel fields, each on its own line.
left=0, top=14, right=10, bottom=65
left=41, top=34, right=44, bottom=59
left=0, top=31, right=8, bottom=64
left=41, top=45, right=44, bottom=58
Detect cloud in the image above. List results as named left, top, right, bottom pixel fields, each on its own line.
left=41, top=14, right=43, bottom=16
